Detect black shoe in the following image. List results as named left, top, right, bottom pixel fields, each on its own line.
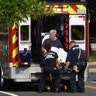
left=78, top=90, right=84, bottom=93
left=55, top=88, right=61, bottom=93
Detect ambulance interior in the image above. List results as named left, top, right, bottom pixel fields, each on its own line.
left=20, top=14, right=85, bottom=65
left=30, top=14, right=68, bottom=64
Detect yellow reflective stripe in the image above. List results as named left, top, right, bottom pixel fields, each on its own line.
left=12, top=34, right=18, bottom=44
left=68, top=5, right=76, bottom=14
left=45, top=7, right=48, bottom=11
left=13, top=61, right=19, bottom=67
left=76, top=5, right=86, bottom=14
left=12, top=22, right=16, bottom=29
left=53, top=8, right=57, bottom=12
left=12, top=47, right=18, bottom=58
left=49, top=73, right=52, bottom=81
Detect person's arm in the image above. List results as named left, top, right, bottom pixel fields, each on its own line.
left=41, top=40, right=47, bottom=53
left=63, top=61, right=70, bottom=72
left=65, top=50, right=71, bottom=69
left=56, top=59, right=61, bottom=69
left=41, top=46, right=47, bottom=53
left=65, top=61, right=70, bottom=68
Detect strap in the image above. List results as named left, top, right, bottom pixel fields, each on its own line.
left=78, top=48, right=81, bottom=59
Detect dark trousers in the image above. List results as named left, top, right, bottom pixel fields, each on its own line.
left=39, top=67, right=60, bottom=91
left=70, top=62, right=87, bottom=92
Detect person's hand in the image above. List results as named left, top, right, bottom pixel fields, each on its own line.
left=64, top=67, right=69, bottom=72
left=42, top=47, right=47, bottom=53
left=73, top=65, right=79, bottom=73
left=44, top=49, right=47, bottom=53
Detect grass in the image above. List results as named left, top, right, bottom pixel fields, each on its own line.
left=89, top=51, right=96, bottom=62
left=89, top=56, right=96, bottom=62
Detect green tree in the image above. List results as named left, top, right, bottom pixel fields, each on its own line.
left=88, top=0, right=96, bottom=16
left=0, top=0, right=52, bottom=27
left=87, top=0, right=96, bottom=37
left=0, top=0, right=53, bottom=67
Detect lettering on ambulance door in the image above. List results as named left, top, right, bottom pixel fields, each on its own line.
left=71, top=25, right=84, bottom=40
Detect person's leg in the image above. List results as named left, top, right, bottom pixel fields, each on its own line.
left=53, top=70, right=61, bottom=92
left=38, top=69, right=48, bottom=92
left=70, top=71, right=77, bottom=92
left=78, top=64, right=86, bottom=93
left=78, top=72, right=85, bottom=92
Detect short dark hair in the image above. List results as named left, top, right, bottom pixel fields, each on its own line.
left=44, top=44, right=51, bottom=51
left=69, top=41, right=76, bottom=45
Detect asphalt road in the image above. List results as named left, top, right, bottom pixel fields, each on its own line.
left=0, top=73, right=96, bottom=96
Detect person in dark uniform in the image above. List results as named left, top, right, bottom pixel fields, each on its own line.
left=39, top=44, right=61, bottom=92
left=65, top=41, right=87, bottom=93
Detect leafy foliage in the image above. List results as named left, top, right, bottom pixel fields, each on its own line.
left=41, top=0, right=80, bottom=1
left=88, top=0, right=96, bottom=16
left=0, top=0, right=52, bottom=27
left=30, top=0, right=53, bottom=20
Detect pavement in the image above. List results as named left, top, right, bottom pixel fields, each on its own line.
left=89, top=61, right=96, bottom=73
left=85, top=60, right=96, bottom=90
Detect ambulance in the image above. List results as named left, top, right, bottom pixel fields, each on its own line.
left=0, top=1, right=89, bottom=89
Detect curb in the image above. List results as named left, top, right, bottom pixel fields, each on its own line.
left=89, top=68, right=96, bottom=73
left=89, top=62, right=96, bottom=65
left=89, top=62, right=96, bottom=73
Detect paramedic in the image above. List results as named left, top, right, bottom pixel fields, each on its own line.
left=65, top=41, right=87, bottom=93
left=38, top=44, right=61, bottom=92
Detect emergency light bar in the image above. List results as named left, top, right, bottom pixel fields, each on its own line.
left=77, top=9, right=85, bottom=14
left=57, top=8, right=61, bottom=12
left=45, top=4, right=86, bottom=14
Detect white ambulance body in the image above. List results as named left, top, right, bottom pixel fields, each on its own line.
left=69, top=15, right=86, bottom=50
left=0, top=1, right=89, bottom=89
